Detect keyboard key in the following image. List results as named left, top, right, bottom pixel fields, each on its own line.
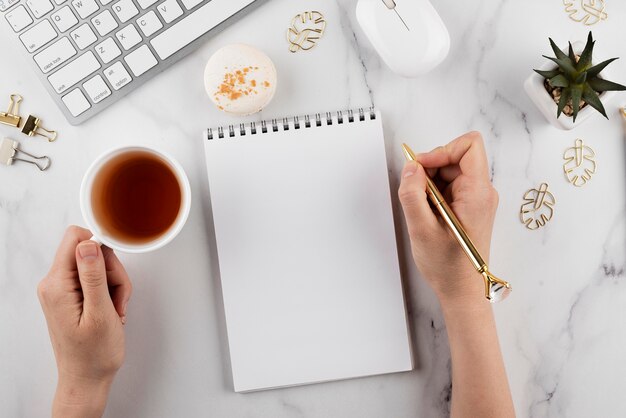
left=112, top=0, right=138, bottom=23
left=99, top=0, right=113, bottom=4
left=137, top=0, right=156, bottom=8
left=95, top=37, right=121, bottom=63
left=104, top=61, right=132, bottom=90
left=151, top=0, right=255, bottom=60
left=136, top=10, right=161, bottom=37
left=71, top=0, right=98, bottom=19
left=115, top=24, right=141, bottom=50
left=92, top=10, right=118, bottom=36
left=124, top=45, right=157, bottom=76
left=53, top=0, right=67, bottom=4
left=26, top=0, right=53, bottom=18
left=34, top=37, right=76, bottom=73
left=180, top=0, right=201, bottom=11
left=156, top=0, right=182, bottom=23
left=70, top=23, right=97, bottom=49
left=5, top=5, right=33, bottom=32
left=48, top=51, right=100, bottom=93
left=20, top=20, right=57, bottom=53
left=62, top=88, right=90, bottom=116
left=0, top=0, right=20, bottom=12
left=51, top=6, right=78, bottom=32
left=83, top=75, right=111, bottom=103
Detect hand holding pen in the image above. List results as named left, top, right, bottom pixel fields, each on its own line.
left=399, top=133, right=516, bottom=416
left=398, top=132, right=510, bottom=304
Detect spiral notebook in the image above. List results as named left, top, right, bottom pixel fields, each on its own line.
left=203, top=108, right=412, bottom=392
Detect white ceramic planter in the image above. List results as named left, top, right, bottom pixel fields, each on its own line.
left=524, top=41, right=618, bottom=130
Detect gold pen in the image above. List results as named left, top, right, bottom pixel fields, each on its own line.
left=401, top=143, right=512, bottom=302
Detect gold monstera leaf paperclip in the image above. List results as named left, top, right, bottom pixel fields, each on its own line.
left=287, top=11, right=326, bottom=53
left=563, top=0, right=607, bottom=26
left=520, top=183, right=556, bottom=230
left=563, top=139, right=596, bottom=187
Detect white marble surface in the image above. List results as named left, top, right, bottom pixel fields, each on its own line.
left=1, top=0, right=626, bottom=417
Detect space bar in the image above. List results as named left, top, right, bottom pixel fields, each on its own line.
left=151, top=0, right=256, bottom=60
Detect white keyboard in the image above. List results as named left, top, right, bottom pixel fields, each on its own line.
left=2, top=0, right=265, bottom=124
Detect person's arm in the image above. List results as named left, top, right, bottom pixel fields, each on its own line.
left=398, top=132, right=515, bottom=418
left=38, top=226, right=132, bottom=418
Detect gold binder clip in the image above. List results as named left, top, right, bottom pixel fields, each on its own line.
left=21, top=115, right=57, bottom=142
left=0, top=94, right=23, bottom=127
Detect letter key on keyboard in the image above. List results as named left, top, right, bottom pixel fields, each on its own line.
left=71, top=0, right=98, bottom=19
left=51, top=6, right=78, bottom=32
left=112, top=0, right=139, bottom=23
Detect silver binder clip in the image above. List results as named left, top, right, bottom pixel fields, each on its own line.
left=0, top=94, right=23, bottom=127
left=21, top=115, right=57, bottom=142
left=0, top=138, right=51, bottom=171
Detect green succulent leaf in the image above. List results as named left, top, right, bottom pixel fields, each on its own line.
left=535, top=69, right=561, bottom=79
left=549, top=37, right=569, bottom=61
left=586, top=58, right=618, bottom=78
left=574, top=72, right=587, bottom=85
left=557, top=87, right=571, bottom=118
left=571, top=86, right=583, bottom=122
left=568, top=42, right=576, bottom=62
left=543, top=55, right=577, bottom=76
left=577, top=32, right=595, bottom=70
left=588, top=78, right=626, bottom=92
left=550, top=74, right=569, bottom=87
left=582, top=84, right=608, bottom=118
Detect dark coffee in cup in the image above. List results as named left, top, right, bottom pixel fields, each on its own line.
left=90, top=150, right=183, bottom=245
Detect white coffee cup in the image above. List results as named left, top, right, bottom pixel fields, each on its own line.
left=80, top=146, right=191, bottom=253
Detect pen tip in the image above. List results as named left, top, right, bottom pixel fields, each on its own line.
left=401, top=143, right=416, bottom=161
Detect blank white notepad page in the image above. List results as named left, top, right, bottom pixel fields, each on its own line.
left=204, top=111, right=412, bottom=392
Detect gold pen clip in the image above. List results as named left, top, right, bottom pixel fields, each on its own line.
left=0, top=94, right=23, bottom=128
left=21, top=115, right=57, bottom=142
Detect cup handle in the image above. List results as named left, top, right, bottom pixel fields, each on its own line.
left=89, top=235, right=103, bottom=246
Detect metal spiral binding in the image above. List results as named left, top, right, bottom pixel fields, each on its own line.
left=206, top=107, right=376, bottom=140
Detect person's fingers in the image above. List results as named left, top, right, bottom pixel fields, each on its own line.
left=437, top=165, right=462, bottom=183
left=423, top=165, right=437, bottom=178
left=415, top=132, right=490, bottom=181
left=75, top=241, right=115, bottom=316
left=447, top=175, right=498, bottom=215
left=50, top=226, right=93, bottom=274
left=398, top=161, right=438, bottom=240
left=102, top=247, right=132, bottom=323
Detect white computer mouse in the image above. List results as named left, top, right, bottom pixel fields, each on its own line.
left=356, top=0, right=450, bottom=77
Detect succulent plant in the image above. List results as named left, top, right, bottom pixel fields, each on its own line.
left=534, top=32, right=626, bottom=121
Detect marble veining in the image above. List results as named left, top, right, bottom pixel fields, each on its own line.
left=1, top=0, right=626, bottom=417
